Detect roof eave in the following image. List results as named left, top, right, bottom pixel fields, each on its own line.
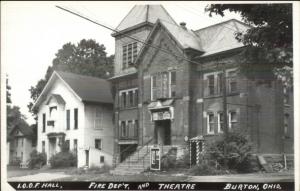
left=111, top=22, right=153, bottom=37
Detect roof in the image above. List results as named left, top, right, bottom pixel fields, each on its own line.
left=9, top=121, right=34, bottom=138
left=160, top=20, right=204, bottom=52
left=56, top=71, right=113, bottom=104
left=46, top=94, right=66, bottom=105
left=194, top=19, right=250, bottom=57
left=32, top=71, right=113, bottom=110
left=115, top=5, right=177, bottom=33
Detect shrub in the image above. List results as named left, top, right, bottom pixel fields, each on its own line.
left=49, top=151, right=77, bottom=168
left=207, top=128, right=254, bottom=173
left=188, top=161, right=230, bottom=176
left=28, top=150, right=47, bottom=169
left=175, top=150, right=190, bottom=168
left=161, top=148, right=177, bottom=170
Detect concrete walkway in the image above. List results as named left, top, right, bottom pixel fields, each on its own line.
left=187, top=172, right=294, bottom=182
left=8, top=172, right=70, bottom=181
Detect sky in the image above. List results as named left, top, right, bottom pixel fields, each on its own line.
left=1, top=1, right=242, bottom=125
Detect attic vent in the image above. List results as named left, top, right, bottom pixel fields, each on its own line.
left=180, top=22, right=187, bottom=30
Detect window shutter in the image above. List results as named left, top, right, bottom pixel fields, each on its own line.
left=144, top=77, right=151, bottom=102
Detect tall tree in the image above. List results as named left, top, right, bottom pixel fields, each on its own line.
left=205, top=4, right=293, bottom=82
left=28, top=39, right=114, bottom=115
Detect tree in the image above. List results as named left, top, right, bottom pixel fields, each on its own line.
left=6, top=75, right=12, bottom=104
left=205, top=4, right=293, bottom=82
left=28, top=39, right=114, bottom=116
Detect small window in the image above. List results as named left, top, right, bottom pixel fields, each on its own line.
left=21, top=138, right=24, bottom=147
left=42, top=113, right=46, bottom=132
left=217, top=73, right=224, bottom=95
left=229, top=111, right=238, bottom=129
left=134, top=90, right=138, bottom=106
left=95, top=108, right=102, bottom=129
left=49, top=106, right=57, bottom=117
left=95, top=139, right=102, bottom=150
left=66, top=110, right=70, bottom=130
left=208, top=75, right=215, bottom=96
left=228, top=71, right=237, bottom=93
left=218, top=112, right=224, bottom=133
left=74, top=108, right=78, bottom=129
left=207, top=113, right=214, bottom=134
left=100, top=156, right=105, bottom=163
left=120, top=121, right=127, bottom=137
left=129, top=91, right=134, bottom=107
left=121, top=92, right=126, bottom=108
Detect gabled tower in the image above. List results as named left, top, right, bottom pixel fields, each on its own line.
left=111, top=5, right=177, bottom=77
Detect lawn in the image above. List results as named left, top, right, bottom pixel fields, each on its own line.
left=54, top=172, right=188, bottom=181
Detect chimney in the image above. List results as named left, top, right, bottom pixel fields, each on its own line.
left=180, top=22, right=187, bottom=30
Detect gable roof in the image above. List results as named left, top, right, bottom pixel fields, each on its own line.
left=114, top=5, right=177, bottom=33
left=194, top=19, right=250, bottom=57
left=32, top=71, right=113, bottom=110
left=160, top=20, right=204, bottom=52
left=8, top=121, right=34, bottom=139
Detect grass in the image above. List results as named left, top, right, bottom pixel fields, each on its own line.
left=54, top=172, right=188, bottom=181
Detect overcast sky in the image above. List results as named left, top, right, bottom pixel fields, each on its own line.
left=1, top=1, right=243, bottom=125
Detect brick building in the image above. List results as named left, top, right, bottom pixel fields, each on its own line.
left=110, top=5, right=294, bottom=168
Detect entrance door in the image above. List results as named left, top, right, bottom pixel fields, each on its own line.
left=191, top=142, right=197, bottom=165
left=85, top=150, right=89, bottom=167
left=154, top=120, right=171, bottom=145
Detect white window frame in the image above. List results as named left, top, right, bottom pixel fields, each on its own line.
left=228, top=110, right=238, bottom=129
left=151, top=71, right=176, bottom=101
left=217, top=112, right=224, bottom=133
left=119, top=88, right=138, bottom=108
left=207, top=112, right=215, bottom=134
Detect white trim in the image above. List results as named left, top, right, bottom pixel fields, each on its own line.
left=150, top=75, right=153, bottom=101
left=32, top=71, right=83, bottom=110
left=119, top=87, right=138, bottom=95
left=228, top=110, right=238, bottom=129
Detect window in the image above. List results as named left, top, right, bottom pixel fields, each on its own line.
left=74, top=108, right=78, bottom=129
left=129, top=91, right=134, bottom=107
left=207, top=113, right=214, bottom=134
left=66, top=110, right=70, bottom=130
left=21, top=152, right=23, bottom=161
left=283, top=86, right=289, bottom=104
left=128, top=120, right=133, bottom=137
left=121, top=92, right=126, bottom=108
left=49, top=106, right=57, bottom=117
left=284, top=113, right=290, bottom=137
left=122, top=42, right=138, bottom=69
left=21, top=138, right=24, bottom=147
left=16, top=138, right=18, bottom=147
left=65, top=140, right=70, bottom=151
left=95, top=139, right=102, bottom=150
left=120, top=121, right=127, bottom=137
left=228, top=71, right=237, bottom=93
left=151, top=71, right=176, bottom=100
left=42, top=141, right=45, bottom=153
left=119, top=89, right=138, bottom=109
left=94, top=108, right=103, bottom=129
left=73, top=139, right=78, bottom=153
left=170, top=71, right=176, bottom=97
left=229, top=111, right=238, bottom=129
left=217, top=73, right=224, bottom=95
left=100, top=156, right=105, bottom=163
left=208, top=75, right=215, bottom=96
left=218, top=112, right=224, bottom=133
left=42, top=113, right=46, bottom=132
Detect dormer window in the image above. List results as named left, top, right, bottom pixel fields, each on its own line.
left=49, top=106, right=57, bottom=117
left=122, top=42, right=138, bottom=69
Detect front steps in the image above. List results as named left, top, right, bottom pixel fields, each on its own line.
left=110, top=145, right=173, bottom=175
left=258, top=154, right=294, bottom=172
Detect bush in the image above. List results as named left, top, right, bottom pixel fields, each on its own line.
left=188, top=161, right=231, bottom=175
left=49, top=151, right=77, bottom=168
left=207, top=128, right=254, bottom=173
left=161, top=148, right=177, bottom=170
left=28, top=150, right=47, bottom=169
left=175, top=150, right=190, bottom=168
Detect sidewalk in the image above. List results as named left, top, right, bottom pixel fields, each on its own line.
left=187, top=171, right=294, bottom=182
left=8, top=172, right=71, bottom=181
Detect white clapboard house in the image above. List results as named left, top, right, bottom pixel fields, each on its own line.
left=32, top=71, right=114, bottom=168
